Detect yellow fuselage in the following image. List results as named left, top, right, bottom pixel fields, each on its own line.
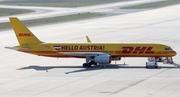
left=17, top=42, right=177, bottom=58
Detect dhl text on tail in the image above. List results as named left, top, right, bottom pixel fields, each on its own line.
left=5, top=17, right=177, bottom=67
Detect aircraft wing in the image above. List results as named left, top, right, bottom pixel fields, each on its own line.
left=58, top=52, right=109, bottom=56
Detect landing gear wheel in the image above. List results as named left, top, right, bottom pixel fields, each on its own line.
left=94, top=63, right=97, bottom=65
left=89, top=61, right=97, bottom=66
left=83, top=63, right=88, bottom=67
left=169, top=60, right=174, bottom=64
left=87, top=63, right=91, bottom=67
left=83, top=63, right=92, bottom=67
left=155, top=66, right=158, bottom=68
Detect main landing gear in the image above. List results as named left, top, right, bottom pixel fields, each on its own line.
left=83, top=61, right=97, bottom=67
left=82, top=56, right=97, bottom=67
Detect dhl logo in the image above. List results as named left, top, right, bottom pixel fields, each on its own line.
left=18, top=33, right=33, bottom=36
left=121, top=46, right=155, bottom=54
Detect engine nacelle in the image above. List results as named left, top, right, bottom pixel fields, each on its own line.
left=94, top=54, right=111, bottom=64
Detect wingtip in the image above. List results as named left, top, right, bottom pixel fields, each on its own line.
left=9, top=17, right=18, bottom=19
left=86, top=35, right=91, bottom=43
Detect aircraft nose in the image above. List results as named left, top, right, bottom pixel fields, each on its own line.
left=172, top=51, right=177, bottom=56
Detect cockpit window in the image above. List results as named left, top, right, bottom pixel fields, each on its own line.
left=165, top=47, right=173, bottom=50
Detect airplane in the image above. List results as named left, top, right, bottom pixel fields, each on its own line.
left=5, top=17, right=177, bottom=67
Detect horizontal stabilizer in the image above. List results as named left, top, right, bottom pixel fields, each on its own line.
left=5, top=47, right=31, bottom=50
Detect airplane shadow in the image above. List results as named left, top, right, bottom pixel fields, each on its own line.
left=17, top=64, right=180, bottom=74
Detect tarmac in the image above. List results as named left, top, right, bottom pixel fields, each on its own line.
left=0, top=4, right=180, bottom=97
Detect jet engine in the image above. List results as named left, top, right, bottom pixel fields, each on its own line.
left=94, top=54, right=111, bottom=64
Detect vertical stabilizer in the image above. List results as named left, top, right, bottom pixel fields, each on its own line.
left=9, top=17, right=42, bottom=45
